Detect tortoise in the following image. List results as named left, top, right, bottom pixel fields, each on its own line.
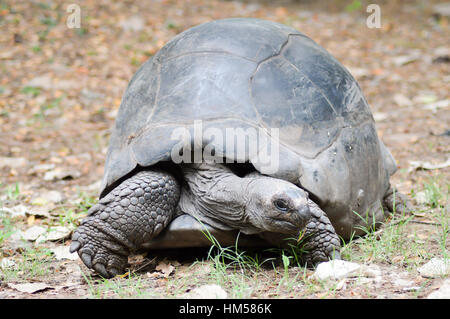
left=70, top=18, right=408, bottom=278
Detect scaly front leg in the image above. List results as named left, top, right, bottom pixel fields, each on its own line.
left=300, top=201, right=341, bottom=266
left=260, top=200, right=341, bottom=266
left=70, top=170, right=180, bottom=278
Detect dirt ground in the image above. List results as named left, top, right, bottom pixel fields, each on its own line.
left=0, top=0, right=448, bottom=299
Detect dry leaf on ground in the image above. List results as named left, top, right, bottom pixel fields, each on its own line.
left=155, top=261, right=175, bottom=278
left=8, top=282, right=53, bottom=294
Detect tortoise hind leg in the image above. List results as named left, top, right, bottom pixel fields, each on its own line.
left=383, top=186, right=413, bottom=215
left=70, top=170, right=180, bottom=278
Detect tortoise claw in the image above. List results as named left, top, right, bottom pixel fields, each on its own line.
left=93, top=263, right=109, bottom=278
left=108, top=268, right=120, bottom=277
left=69, top=241, right=80, bottom=253
left=70, top=221, right=129, bottom=278
left=81, top=253, right=92, bottom=268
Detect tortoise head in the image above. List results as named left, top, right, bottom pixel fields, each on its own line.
left=244, top=176, right=311, bottom=235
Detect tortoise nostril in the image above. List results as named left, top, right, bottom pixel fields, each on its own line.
left=296, top=206, right=311, bottom=224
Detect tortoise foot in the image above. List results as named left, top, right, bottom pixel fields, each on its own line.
left=259, top=200, right=341, bottom=267
left=70, top=169, right=180, bottom=278
left=301, top=201, right=341, bottom=266
left=383, top=186, right=413, bottom=215
left=70, top=221, right=128, bottom=278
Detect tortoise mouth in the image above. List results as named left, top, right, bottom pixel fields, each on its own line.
left=278, top=222, right=304, bottom=234
left=266, top=206, right=311, bottom=234
left=266, top=217, right=307, bottom=234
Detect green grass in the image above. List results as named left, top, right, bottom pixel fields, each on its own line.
left=341, top=208, right=427, bottom=270
left=49, top=190, right=96, bottom=229
left=200, top=228, right=265, bottom=297
left=422, top=178, right=445, bottom=209
left=424, top=179, right=449, bottom=259
left=412, top=177, right=449, bottom=259
left=2, top=182, right=21, bottom=201
left=195, top=218, right=326, bottom=298
left=341, top=177, right=449, bottom=271
left=40, top=17, right=58, bottom=27
left=21, top=86, right=41, bottom=97
left=435, top=204, right=449, bottom=259
left=33, top=96, right=64, bottom=120
left=0, top=184, right=21, bottom=246
left=81, top=270, right=158, bottom=299
left=1, top=247, right=53, bottom=282
left=345, top=0, right=362, bottom=12
left=31, top=45, right=42, bottom=53
left=55, top=191, right=96, bottom=228
left=0, top=212, right=16, bottom=246
left=190, top=220, right=267, bottom=297
left=55, top=208, right=84, bottom=229
left=3, top=176, right=445, bottom=298
left=75, top=27, right=89, bottom=37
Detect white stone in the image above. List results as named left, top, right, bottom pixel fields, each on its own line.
left=1, top=257, right=16, bottom=269
left=392, top=55, right=420, bottom=67
left=184, top=284, right=228, bottom=299
left=373, top=112, right=388, bottom=122
left=84, top=180, right=102, bottom=193
left=40, top=190, right=63, bottom=203
left=0, top=157, right=28, bottom=168
left=8, top=282, right=51, bottom=294
left=26, top=206, right=50, bottom=218
left=121, top=16, right=144, bottom=32
left=22, top=225, right=47, bottom=241
left=347, top=67, right=370, bottom=79
left=393, top=93, right=412, bottom=107
left=418, top=258, right=450, bottom=278
left=393, top=278, right=415, bottom=287
left=414, top=191, right=428, bottom=205
left=50, top=246, right=78, bottom=261
left=36, top=226, right=72, bottom=243
left=433, top=3, right=450, bottom=17
left=2, top=205, right=27, bottom=217
left=25, top=75, right=53, bottom=90
left=427, top=279, right=450, bottom=299
left=28, top=163, right=55, bottom=174
left=43, top=168, right=81, bottom=181
left=312, top=260, right=362, bottom=280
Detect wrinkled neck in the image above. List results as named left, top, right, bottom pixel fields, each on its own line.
left=179, top=163, right=258, bottom=234
left=181, top=163, right=250, bottom=205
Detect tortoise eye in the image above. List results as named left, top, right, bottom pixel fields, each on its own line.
left=274, top=199, right=289, bottom=211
